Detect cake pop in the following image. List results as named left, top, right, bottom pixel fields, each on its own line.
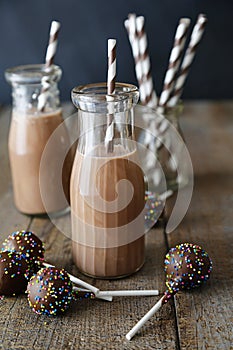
left=2, top=230, right=44, bottom=274
left=0, top=251, right=30, bottom=296
left=164, top=242, right=212, bottom=293
left=1, top=230, right=159, bottom=302
left=27, top=267, right=73, bottom=316
left=126, top=243, right=212, bottom=340
left=72, top=287, right=95, bottom=301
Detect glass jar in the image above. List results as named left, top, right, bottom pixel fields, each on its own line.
left=157, top=103, right=190, bottom=191
left=5, top=64, right=72, bottom=215
left=70, top=82, right=146, bottom=278
left=134, top=102, right=190, bottom=192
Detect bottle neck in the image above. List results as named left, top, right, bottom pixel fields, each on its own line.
left=78, top=107, right=136, bottom=156
left=11, top=81, right=61, bottom=114
left=5, top=64, right=62, bottom=114
left=72, top=83, right=139, bottom=155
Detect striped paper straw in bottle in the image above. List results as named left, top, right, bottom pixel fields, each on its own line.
left=124, top=15, right=144, bottom=102
left=135, top=16, right=158, bottom=108
left=167, top=14, right=207, bottom=108
left=45, top=21, right=61, bottom=68
left=38, top=20, right=61, bottom=111
left=159, top=18, right=190, bottom=110
left=105, top=38, right=116, bottom=153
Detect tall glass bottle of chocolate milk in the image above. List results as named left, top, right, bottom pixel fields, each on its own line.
left=5, top=64, right=72, bottom=215
left=71, top=83, right=146, bottom=278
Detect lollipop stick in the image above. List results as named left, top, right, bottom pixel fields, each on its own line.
left=126, top=295, right=164, bottom=341
left=72, top=286, right=91, bottom=292
left=97, top=289, right=159, bottom=297
left=158, top=190, right=173, bottom=201
left=42, top=262, right=112, bottom=302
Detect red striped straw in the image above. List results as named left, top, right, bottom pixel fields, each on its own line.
left=105, top=38, right=116, bottom=153
left=38, top=20, right=61, bottom=111
left=159, top=18, right=190, bottom=110
left=167, top=14, right=207, bottom=108
left=124, top=14, right=157, bottom=108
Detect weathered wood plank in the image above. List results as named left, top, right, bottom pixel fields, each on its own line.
left=1, top=101, right=232, bottom=349
left=1, top=217, right=178, bottom=349
left=0, top=102, right=178, bottom=349
left=165, top=101, right=233, bottom=349
left=30, top=217, right=178, bottom=349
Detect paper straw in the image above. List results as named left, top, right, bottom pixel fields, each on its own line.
left=96, top=289, right=159, bottom=297
left=125, top=14, right=157, bottom=108
left=45, top=20, right=61, bottom=69
left=135, top=16, right=158, bottom=108
left=37, top=76, right=51, bottom=111
left=167, top=14, right=207, bottom=107
left=38, top=20, right=61, bottom=111
left=126, top=295, right=165, bottom=340
left=159, top=18, right=191, bottom=109
left=42, top=262, right=112, bottom=302
left=105, top=38, right=116, bottom=152
left=124, top=15, right=143, bottom=101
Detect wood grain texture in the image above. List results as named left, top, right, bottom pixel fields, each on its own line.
left=165, top=101, right=233, bottom=350
left=0, top=101, right=232, bottom=349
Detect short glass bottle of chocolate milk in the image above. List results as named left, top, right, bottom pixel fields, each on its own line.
left=71, top=83, right=146, bottom=278
left=5, top=64, right=72, bottom=216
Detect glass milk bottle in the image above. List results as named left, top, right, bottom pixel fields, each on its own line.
left=158, top=103, right=189, bottom=190
left=71, top=83, right=145, bottom=278
left=5, top=64, right=72, bottom=215
left=134, top=103, right=190, bottom=192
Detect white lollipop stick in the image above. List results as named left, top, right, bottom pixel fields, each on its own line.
left=42, top=262, right=112, bottom=302
left=72, top=286, right=91, bottom=292
left=159, top=190, right=173, bottom=201
left=96, top=289, right=159, bottom=297
left=126, top=295, right=165, bottom=340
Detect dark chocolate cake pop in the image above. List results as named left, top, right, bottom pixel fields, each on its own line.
left=2, top=230, right=44, bottom=261
left=26, top=267, right=73, bottom=316
left=164, top=242, right=212, bottom=295
left=2, top=230, right=44, bottom=274
left=0, top=251, right=30, bottom=295
left=126, top=242, right=212, bottom=340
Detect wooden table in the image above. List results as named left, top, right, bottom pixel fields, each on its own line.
left=0, top=101, right=232, bottom=350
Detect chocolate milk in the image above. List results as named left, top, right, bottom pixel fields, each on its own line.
left=71, top=144, right=145, bottom=278
left=8, top=108, right=72, bottom=214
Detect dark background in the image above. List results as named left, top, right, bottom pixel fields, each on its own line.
left=0, top=0, right=232, bottom=104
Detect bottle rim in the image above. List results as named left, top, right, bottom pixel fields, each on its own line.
left=72, top=82, right=139, bottom=104
left=5, top=64, right=62, bottom=85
